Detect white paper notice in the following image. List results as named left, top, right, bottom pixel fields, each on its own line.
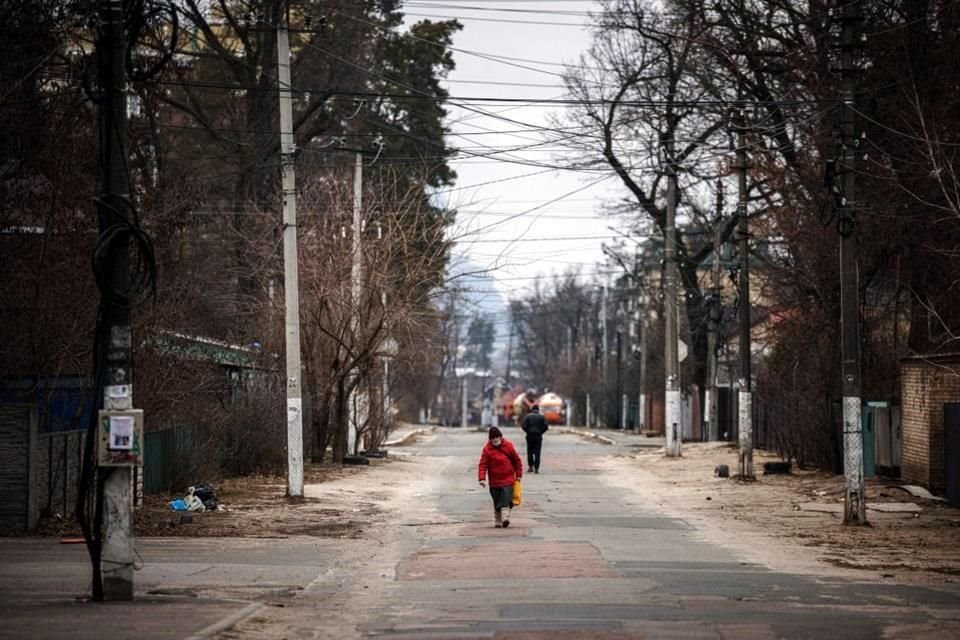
left=109, top=416, right=134, bottom=450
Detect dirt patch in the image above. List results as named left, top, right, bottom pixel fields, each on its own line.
left=605, top=442, right=960, bottom=584
left=34, top=461, right=388, bottom=539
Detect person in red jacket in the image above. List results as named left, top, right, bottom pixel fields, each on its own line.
left=477, top=426, right=523, bottom=528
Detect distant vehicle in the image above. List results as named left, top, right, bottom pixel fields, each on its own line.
left=536, top=392, right=565, bottom=425
left=511, top=389, right=565, bottom=426
left=512, top=389, right=538, bottom=424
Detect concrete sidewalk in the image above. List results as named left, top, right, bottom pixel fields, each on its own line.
left=0, top=534, right=351, bottom=639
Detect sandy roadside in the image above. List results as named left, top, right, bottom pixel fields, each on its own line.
left=602, top=441, right=960, bottom=585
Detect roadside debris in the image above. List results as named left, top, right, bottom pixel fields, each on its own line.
left=169, top=484, right=219, bottom=512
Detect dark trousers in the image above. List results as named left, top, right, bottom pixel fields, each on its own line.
left=526, top=437, right=543, bottom=471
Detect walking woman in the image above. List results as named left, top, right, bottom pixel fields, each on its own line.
left=477, top=427, right=523, bottom=528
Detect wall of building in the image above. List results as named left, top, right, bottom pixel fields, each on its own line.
left=900, top=358, right=960, bottom=491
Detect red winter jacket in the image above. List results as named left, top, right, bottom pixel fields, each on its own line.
left=478, top=438, right=523, bottom=488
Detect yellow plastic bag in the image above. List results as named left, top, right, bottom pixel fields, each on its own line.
left=512, top=480, right=522, bottom=506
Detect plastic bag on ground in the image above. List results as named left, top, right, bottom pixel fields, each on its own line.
left=184, top=486, right=206, bottom=512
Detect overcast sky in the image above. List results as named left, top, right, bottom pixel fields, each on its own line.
left=409, top=1, right=636, bottom=307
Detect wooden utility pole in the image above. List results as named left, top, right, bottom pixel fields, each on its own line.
left=839, top=0, right=866, bottom=525
left=277, top=4, right=304, bottom=496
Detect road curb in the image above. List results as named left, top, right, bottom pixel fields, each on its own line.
left=557, top=427, right=617, bottom=445
left=184, top=601, right=264, bottom=640
left=384, top=426, right=435, bottom=447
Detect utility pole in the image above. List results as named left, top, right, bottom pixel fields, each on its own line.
left=664, top=126, right=682, bottom=457
left=637, top=304, right=647, bottom=433
left=381, top=294, right=397, bottom=435
left=504, top=318, right=513, bottom=387
left=348, top=150, right=365, bottom=455
left=277, top=5, right=304, bottom=496
left=97, top=0, right=134, bottom=601
left=736, top=99, right=754, bottom=479
left=838, top=0, right=866, bottom=525
left=616, top=302, right=626, bottom=429
left=461, top=373, right=469, bottom=429
left=705, top=180, right=723, bottom=442
left=634, top=245, right=648, bottom=432
left=601, top=281, right=609, bottom=426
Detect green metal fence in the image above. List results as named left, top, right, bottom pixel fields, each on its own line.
left=143, top=425, right=206, bottom=495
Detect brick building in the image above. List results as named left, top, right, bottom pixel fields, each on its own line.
left=900, top=353, right=960, bottom=492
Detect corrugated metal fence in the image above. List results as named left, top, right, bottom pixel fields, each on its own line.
left=143, top=425, right=206, bottom=495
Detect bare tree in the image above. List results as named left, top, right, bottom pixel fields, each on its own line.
left=287, top=166, right=451, bottom=461
left=559, top=0, right=743, bottom=402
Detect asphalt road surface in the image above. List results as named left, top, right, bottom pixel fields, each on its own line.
left=223, top=427, right=960, bottom=639
left=2, top=427, right=958, bottom=639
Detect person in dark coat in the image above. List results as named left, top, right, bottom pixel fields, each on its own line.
left=477, top=426, right=523, bottom=528
left=521, top=404, right=549, bottom=473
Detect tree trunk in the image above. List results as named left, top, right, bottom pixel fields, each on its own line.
left=332, top=377, right=349, bottom=462
left=311, top=389, right=331, bottom=463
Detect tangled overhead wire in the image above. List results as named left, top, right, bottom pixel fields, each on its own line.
left=79, top=0, right=179, bottom=103
left=124, top=0, right=179, bottom=83
left=92, top=195, right=157, bottom=307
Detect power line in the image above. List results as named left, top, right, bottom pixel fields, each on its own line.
left=444, top=78, right=568, bottom=88
left=160, top=78, right=831, bottom=107
left=430, top=168, right=563, bottom=194
left=407, top=1, right=600, bottom=12
left=469, top=173, right=614, bottom=236
left=403, top=11, right=587, bottom=27
left=455, top=233, right=633, bottom=243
